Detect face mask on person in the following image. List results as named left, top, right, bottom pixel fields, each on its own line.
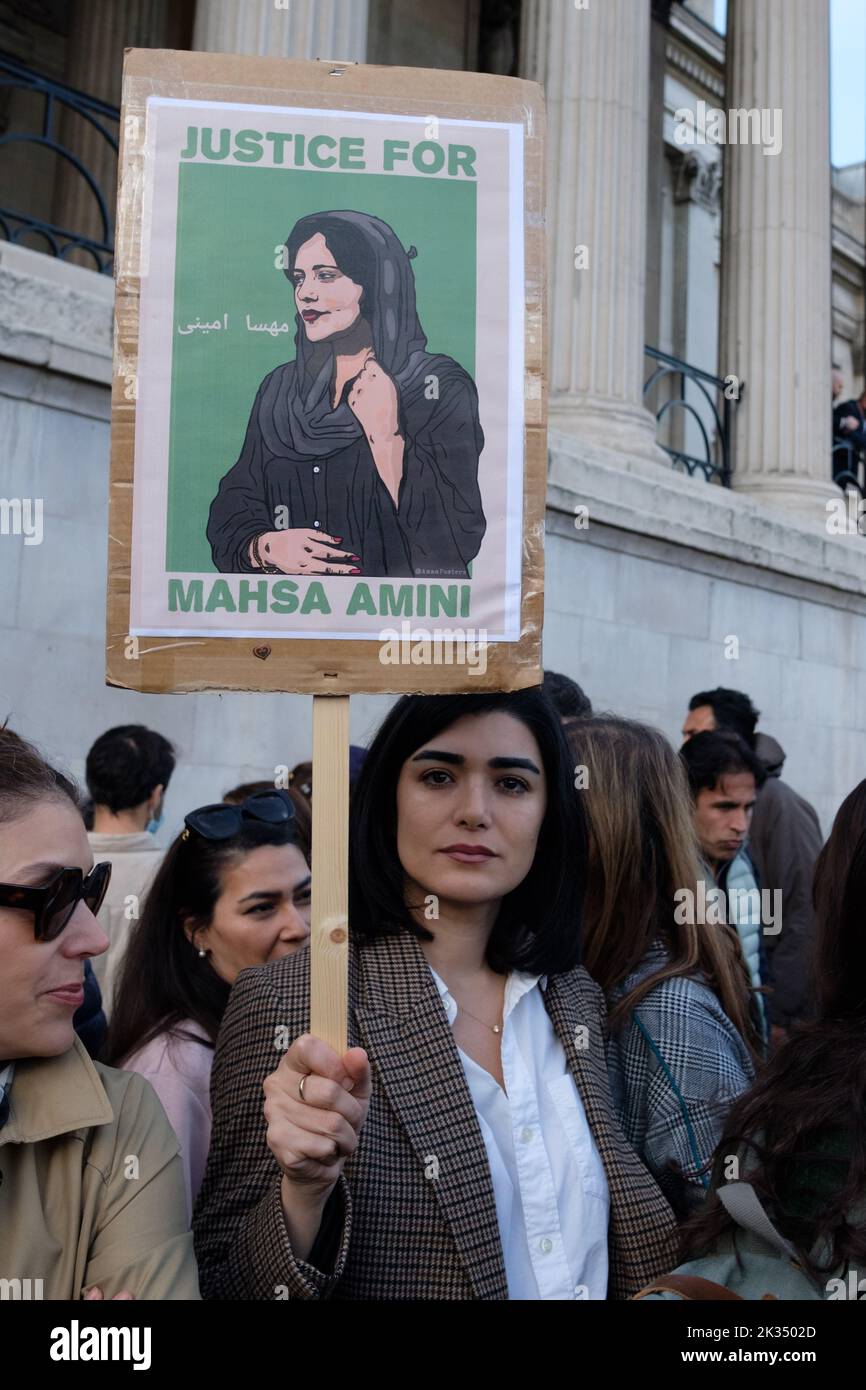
left=145, top=796, right=164, bottom=835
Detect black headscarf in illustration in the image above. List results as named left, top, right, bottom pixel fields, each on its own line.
left=207, top=209, right=486, bottom=578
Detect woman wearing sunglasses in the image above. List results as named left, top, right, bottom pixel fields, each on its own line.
left=105, top=788, right=311, bottom=1218
left=194, top=692, right=678, bottom=1300
left=0, top=727, right=199, bottom=1299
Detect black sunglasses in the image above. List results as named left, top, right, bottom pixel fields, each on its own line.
left=183, top=788, right=296, bottom=842
left=0, top=862, right=112, bottom=943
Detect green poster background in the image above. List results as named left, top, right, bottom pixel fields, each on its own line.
left=165, top=163, right=477, bottom=572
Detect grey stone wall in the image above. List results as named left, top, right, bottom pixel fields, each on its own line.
left=546, top=432, right=866, bottom=838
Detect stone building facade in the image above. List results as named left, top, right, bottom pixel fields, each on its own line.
left=0, top=0, right=864, bottom=836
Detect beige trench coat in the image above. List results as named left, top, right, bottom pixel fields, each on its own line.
left=0, top=1036, right=200, bottom=1300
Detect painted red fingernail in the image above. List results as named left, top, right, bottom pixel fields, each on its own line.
left=350, top=567, right=361, bottom=574
left=334, top=536, right=343, bottom=542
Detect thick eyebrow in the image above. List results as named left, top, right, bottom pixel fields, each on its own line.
left=237, top=874, right=312, bottom=906
left=487, top=756, right=541, bottom=775
left=293, top=264, right=338, bottom=275
left=411, top=749, right=541, bottom=775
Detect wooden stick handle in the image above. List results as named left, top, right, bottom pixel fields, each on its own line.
left=310, top=694, right=350, bottom=1054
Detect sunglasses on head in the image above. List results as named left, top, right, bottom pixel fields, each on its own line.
left=182, top=788, right=296, bottom=842
left=0, top=861, right=112, bottom=943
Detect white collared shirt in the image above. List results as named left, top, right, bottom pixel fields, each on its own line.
left=429, top=967, right=610, bottom=1300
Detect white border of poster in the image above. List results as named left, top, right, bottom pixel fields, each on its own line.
left=129, top=97, right=525, bottom=643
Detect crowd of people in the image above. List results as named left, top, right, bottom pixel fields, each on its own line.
left=1, top=675, right=863, bottom=1301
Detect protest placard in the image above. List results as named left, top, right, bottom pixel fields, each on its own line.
left=108, top=49, right=546, bottom=1047
left=108, top=48, right=545, bottom=696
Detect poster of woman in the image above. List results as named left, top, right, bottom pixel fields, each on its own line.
left=109, top=51, right=545, bottom=693
left=207, top=209, right=487, bottom=580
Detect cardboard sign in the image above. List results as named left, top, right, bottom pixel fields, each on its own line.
left=107, top=50, right=546, bottom=695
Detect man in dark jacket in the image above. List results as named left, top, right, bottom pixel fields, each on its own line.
left=682, top=689, right=823, bottom=1039
left=833, top=384, right=866, bottom=479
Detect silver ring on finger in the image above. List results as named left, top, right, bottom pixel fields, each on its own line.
left=298, top=1072, right=310, bottom=1103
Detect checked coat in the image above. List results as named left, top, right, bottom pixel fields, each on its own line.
left=607, top=942, right=756, bottom=1220
left=193, top=930, right=677, bottom=1300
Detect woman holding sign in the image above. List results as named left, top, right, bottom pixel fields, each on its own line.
left=194, top=691, right=677, bottom=1300
left=207, top=210, right=487, bottom=580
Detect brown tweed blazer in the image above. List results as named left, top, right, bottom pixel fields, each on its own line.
left=193, top=930, right=677, bottom=1300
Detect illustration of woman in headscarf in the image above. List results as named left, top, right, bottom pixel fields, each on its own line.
left=207, top=210, right=486, bottom=578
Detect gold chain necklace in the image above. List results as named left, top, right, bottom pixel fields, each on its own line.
left=453, top=997, right=503, bottom=1035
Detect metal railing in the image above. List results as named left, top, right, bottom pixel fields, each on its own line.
left=643, top=346, right=736, bottom=485
left=833, top=439, right=864, bottom=497
left=0, top=53, right=119, bottom=273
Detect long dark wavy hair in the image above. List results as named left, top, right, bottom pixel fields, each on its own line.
left=105, top=815, right=302, bottom=1063
left=678, top=779, right=866, bottom=1277
left=348, top=689, right=586, bottom=976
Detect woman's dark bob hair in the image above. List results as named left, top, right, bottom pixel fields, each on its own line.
left=349, top=689, right=586, bottom=975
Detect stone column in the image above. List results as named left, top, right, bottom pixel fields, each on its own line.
left=54, top=0, right=178, bottom=268
left=519, top=0, right=665, bottom=465
left=193, top=0, right=368, bottom=61
left=644, top=4, right=670, bottom=357
left=720, top=0, right=834, bottom=516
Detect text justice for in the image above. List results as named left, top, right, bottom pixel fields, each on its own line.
left=178, top=127, right=478, bottom=177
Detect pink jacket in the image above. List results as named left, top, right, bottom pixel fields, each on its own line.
left=122, top=1021, right=213, bottom=1222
